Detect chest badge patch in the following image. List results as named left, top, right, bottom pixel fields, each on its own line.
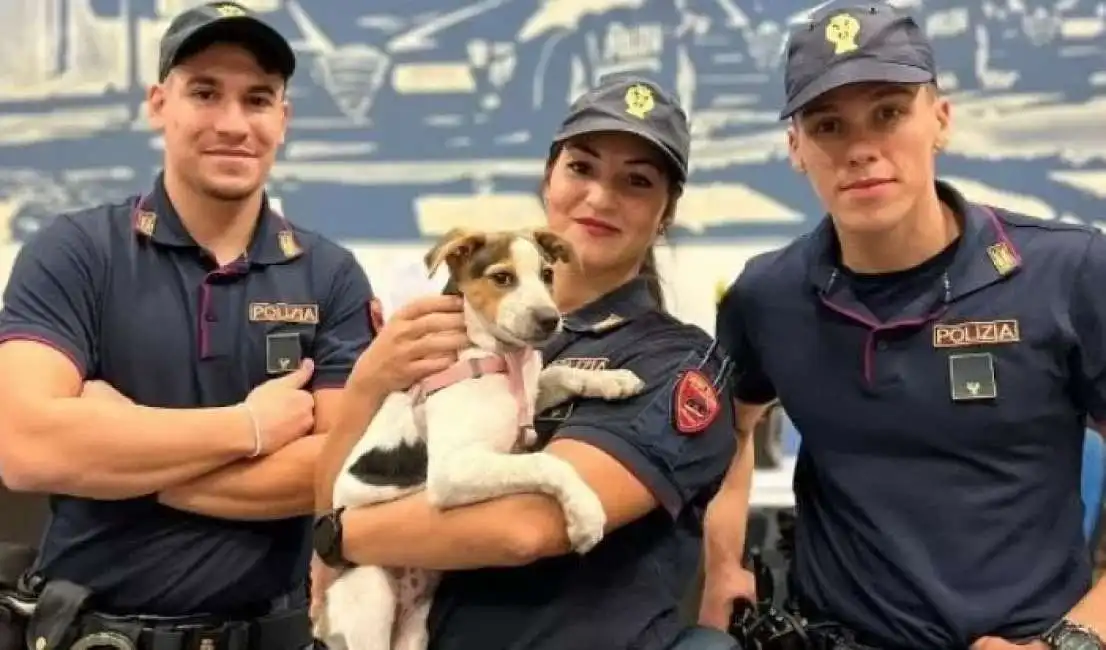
left=672, top=369, right=720, bottom=435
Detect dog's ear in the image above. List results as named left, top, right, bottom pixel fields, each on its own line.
left=425, top=228, right=487, bottom=276
left=532, top=229, right=576, bottom=266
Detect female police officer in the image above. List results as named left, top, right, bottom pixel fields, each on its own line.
left=703, top=3, right=1106, bottom=650
left=312, top=75, right=739, bottom=650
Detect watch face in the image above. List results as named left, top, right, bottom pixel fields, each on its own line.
left=1060, top=630, right=1104, bottom=650
left=312, top=515, right=337, bottom=555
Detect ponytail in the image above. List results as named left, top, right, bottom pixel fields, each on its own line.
left=639, top=193, right=679, bottom=311
left=640, top=245, right=665, bottom=310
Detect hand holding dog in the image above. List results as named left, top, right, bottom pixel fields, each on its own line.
left=309, top=554, right=339, bottom=628
left=350, top=295, right=469, bottom=395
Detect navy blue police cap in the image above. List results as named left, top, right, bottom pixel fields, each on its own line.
left=779, top=2, right=936, bottom=119
left=158, top=1, right=296, bottom=82
left=553, top=76, right=690, bottom=183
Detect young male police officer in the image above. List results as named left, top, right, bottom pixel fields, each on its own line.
left=702, top=3, right=1106, bottom=650
left=0, top=3, right=374, bottom=648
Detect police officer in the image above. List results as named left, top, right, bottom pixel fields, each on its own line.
left=311, top=76, right=739, bottom=650
left=702, top=3, right=1106, bottom=650
left=0, top=3, right=374, bottom=649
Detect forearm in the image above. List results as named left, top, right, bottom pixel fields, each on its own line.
left=342, top=490, right=567, bottom=570
left=159, top=435, right=326, bottom=520
left=5, top=398, right=251, bottom=499
left=705, top=428, right=755, bottom=565
left=314, top=384, right=387, bottom=513
left=324, top=380, right=571, bottom=570
left=1066, top=577, right=1106, bottom=639
left=1065, top=425, right=1106, bottom=637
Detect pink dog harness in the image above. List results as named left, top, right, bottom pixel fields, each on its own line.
left=408, top=348, right=535, bottom=443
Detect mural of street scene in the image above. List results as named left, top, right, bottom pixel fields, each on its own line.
left=0, top=0, right=1102, bottom=245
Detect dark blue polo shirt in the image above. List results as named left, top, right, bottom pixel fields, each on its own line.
left=427, top=277, right=736, bottom=650
left=716, top=182, right=1103, bottom=649
left=0, top=173, right=375, bottom=616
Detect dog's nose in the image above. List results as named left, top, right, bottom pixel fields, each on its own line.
left=534, top=308, right=561, bottom=336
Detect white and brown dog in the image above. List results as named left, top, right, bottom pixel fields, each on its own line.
left=318, top=228, right=646, bottom=650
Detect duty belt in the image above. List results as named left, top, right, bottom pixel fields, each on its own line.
left=5, top=574, right=311, bottom=650
left=72, top=602, right=313, bottom=650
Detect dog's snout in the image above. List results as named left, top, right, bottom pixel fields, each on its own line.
left=534, top=308, right=561, bottom=336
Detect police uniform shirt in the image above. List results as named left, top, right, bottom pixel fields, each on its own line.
left=717, top=182, right=1103, bottom=648
left=0, top=173, right=375, bottom=616
left=426, top=277, right=737, bottom=650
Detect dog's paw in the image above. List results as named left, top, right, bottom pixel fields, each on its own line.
left=562, top=487, right=607, bottom=554
left=592, top=369, right=646, bottom=401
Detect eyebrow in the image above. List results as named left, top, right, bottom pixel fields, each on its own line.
left=567, top=142, right=663, bottom=172
left=185, top=75, right=279, bottom=96
left=800, top=85, right=918, bottom=118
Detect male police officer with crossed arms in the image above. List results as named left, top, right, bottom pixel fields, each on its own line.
left=703, top=3, right=1106, bottom=650
left=0, top=4, right=373, bottom=649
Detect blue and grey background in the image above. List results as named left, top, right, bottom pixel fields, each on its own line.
left=0, top=0, right=1102, bottom=245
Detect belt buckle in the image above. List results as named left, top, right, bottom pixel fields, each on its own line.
left=189, top=620, right=251, bottom=650
left=183, top=623, right=224, bottom=650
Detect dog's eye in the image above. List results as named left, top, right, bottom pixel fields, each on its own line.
left=490, top=271, right=516, bottom=287
left=541, top=267, right=554, bottom=284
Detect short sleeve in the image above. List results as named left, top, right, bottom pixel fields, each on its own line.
left=310, top=250, right=375, bottom=390
left=553, top=335, right=738, bottom=518
left=1070, top=232, right=1106, bottom=421
left=716, top=275, right=776, bottom=405
left=0, top=215, right=104, bottom=377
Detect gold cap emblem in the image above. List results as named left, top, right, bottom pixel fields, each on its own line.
left=214, top=3, right=247, bottom=18
left=624, top=84, right=655, bottom=119
left=825, top=14, right=861, bottom=55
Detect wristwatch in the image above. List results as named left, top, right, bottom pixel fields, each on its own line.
left=1042, top=620, right=1106, bottom=650
left=312, top=507, right=355, bottom=569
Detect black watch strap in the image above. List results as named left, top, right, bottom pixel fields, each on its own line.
left=312, top=507, right=355, bottom=569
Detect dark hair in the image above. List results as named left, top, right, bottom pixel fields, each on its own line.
left=542, top=142, right=682, bottom=310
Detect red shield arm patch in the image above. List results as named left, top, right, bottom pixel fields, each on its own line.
left=672, top=369, right=720, bottom=435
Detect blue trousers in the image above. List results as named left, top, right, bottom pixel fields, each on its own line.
left=668, top=626, right=742, bottom=650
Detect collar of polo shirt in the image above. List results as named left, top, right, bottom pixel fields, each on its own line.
left=561, top=276, right=657, bottom=334
left=806, top=181, right=1022, bottom=306
left=132, top=173, right=305, bottom=265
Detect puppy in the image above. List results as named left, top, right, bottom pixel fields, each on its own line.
left=319, top=228, right=646, bottom=650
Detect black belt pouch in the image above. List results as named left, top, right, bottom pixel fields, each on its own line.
left=0, top=543, right=37, bottom=650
